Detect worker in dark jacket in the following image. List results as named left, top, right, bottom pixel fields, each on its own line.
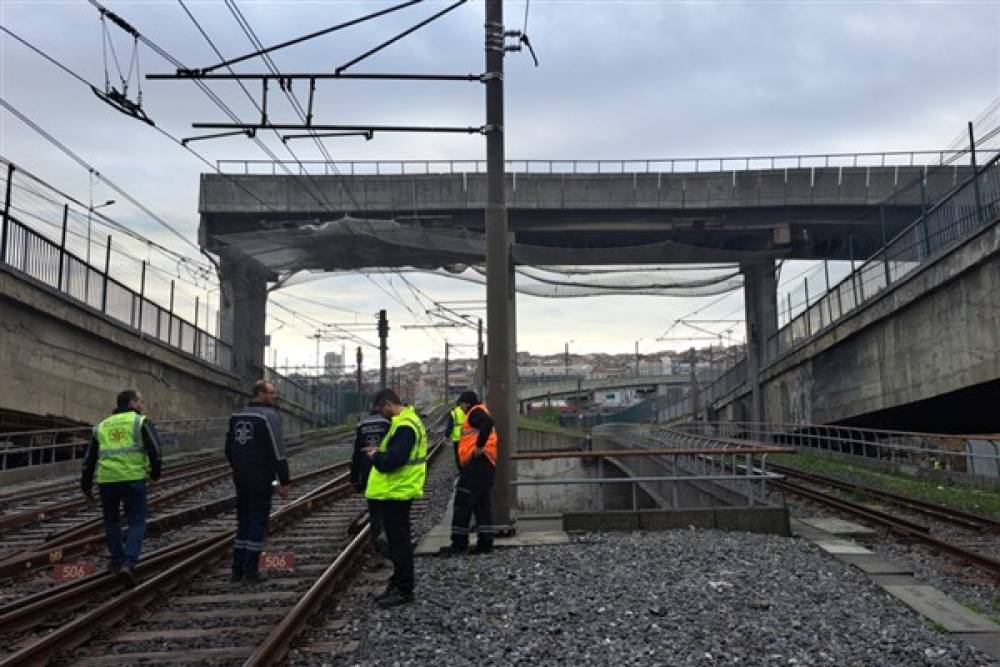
left=81, top=389, right=162, bottom=588
left=440, top=391, right=497, bottom=556
left=225, top=380, right=290, bottom=583
left=350, top=404, right=391, bottom=559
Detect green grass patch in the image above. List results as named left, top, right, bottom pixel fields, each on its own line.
left=518, top=416, right=586, bottom=438
left=770, top=451, right=1000, bottom=517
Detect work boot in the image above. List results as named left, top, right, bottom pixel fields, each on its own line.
left=471, top=540, right=494, bottom=555
left=373, top=580, right=396, bottom=601
left=243, top=570, right=269, bottom=584
left=437, top=543, right=468, bottom=557
left=376, top=589, right=414, bottom=608
left=117, top=562, right=137, bottom=589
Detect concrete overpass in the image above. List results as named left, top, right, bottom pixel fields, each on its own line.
left=518, top=374, right=688, bottom=402
left=200, top=155, right=972, bottom=388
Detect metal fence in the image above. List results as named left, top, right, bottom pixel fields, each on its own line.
left=217, top=150, right=981, bottom=176
left=0, top=417, right=230, bottom=471
left=0, top=175, right=232, bottom=369
left=511, top=422, right=790, bottom=511
left=767, top=152, right=1000, bottom=361
left=673, top=421, right=1000, bottom=479
left=659, top=149, right=1000, bottom=420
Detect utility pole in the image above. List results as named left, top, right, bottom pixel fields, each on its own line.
left=444, top=341, right=450, bottom=400
left=564, top=341, right=570, bottom=376
left=477, top=317, right=485, bottom=399
left=484, top=0, right=515, bottom=532
left=356, top=346, right=363, bottom=415
left=377, top=309, right=389, bottom=390
left=313, top=331, right=321, bottom=377
left=634, top=340, right=640, bottom=377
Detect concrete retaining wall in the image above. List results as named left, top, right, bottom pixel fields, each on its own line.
left=0, top=266, right=316, bottom=433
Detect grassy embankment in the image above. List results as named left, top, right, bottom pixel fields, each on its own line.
left=770, top=450, right=1000, bottom=517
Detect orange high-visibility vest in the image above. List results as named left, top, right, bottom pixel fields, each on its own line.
left=457, top=403, right=498, bottom=467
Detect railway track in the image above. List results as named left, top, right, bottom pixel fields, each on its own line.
left=769, top=462, right=1000, bottom=533
left=0, top=435, right=354, bottom=605
left=771, top=464, right=1000, bottom=579
left=0, top=407, right=448, bottom=666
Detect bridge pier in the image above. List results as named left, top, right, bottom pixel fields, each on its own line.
left=219, top=251, right=270, bottom=388
left=741, top=258, right=778, bottom=422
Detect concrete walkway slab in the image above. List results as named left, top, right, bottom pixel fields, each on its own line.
left=800, top=517, right=877, bottom=539
left=881, top=585, right=1000, bottom=633
left=838, top=554, right=915, bottom=575
left=415, top=483, right=569, bottom=556
left=815, top=539, right=873, bottom=555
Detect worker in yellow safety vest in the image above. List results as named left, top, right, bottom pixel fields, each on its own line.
left=363, top=388, right=427, bottom=608
left=81, top=389, right=163, bottom=589
left=446, top=400, right=466, bottom=470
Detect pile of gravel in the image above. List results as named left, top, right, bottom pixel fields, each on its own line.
left=345, top=530, right=996, bottom=666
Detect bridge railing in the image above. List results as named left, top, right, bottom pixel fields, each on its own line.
left=216, top=149, right=983, bottom=176
left=767, top=150, right=1000, bottom=361
left=673, top=421, right=1000, bottom=479
left=0, top=162, right=232, bottom=370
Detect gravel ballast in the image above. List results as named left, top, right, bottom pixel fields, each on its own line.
left=337, top=529, right=996, bottom=666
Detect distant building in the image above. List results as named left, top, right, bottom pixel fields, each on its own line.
left=324, top=351, right=344, bottom=377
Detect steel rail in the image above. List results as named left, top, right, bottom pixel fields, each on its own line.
left=768, top=462, right=1000, bottom=532
left=0, top=459, right=351, bottom=579
left=244, top=437, right=446, bottom=666
left=777, top=480, right=1000, bottom=578
left=0, top=432, right=345, bottom=535
left=0, top=471, right=356, bottom=667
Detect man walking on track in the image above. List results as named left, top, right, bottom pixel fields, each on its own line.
left=81, top=389, right=163, bottom=588
left=363, top=388, right=428, bottom=608
left=225, top=379, right=290, bottom=584
left=439, top=391, right=498, bottom=556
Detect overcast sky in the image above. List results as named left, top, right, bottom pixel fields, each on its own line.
left=2, top=0, right=998, bottom=371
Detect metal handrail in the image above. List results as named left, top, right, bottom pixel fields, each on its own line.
left=215, top=149, right=984, bottom=176
left=673, top=420, right=1000, bottom=477
left=0, top=215, right=232, bottom=369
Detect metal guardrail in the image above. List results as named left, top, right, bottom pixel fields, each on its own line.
left=0, top=212, right=232, bottom=369
left=216, top=150, right=980, bottom=176
left=512, top=422, right=790, bottom=510
left=767, top=151, right=1000, bottom=361
left=660, top=150, right=1000, bottom=420
left=0, top=417, right=230, bottom=471
left=673, top=421, right=1000, bottom=479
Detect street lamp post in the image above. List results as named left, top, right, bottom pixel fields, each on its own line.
left=85, top=199, right=115, bottom=304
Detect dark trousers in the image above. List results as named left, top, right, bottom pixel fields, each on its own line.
left=98, top=480, right=148, bottom=568
left=373, top=499, right=414, bottom=596
left=451, top=457, right=495, bottom=549
left=367, top=499, right=386, bottom=554
left=232, top=483, right=272, bottom=576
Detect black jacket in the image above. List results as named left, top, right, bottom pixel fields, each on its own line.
left=81, top=408, right=163, bottom=494
left=224, top=402, right=290, bottom=489
left=350, top=411, right=390, bottom=491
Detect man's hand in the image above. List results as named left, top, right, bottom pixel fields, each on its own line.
left=276, top=484, right=289, bottom=499
left=473, top=446, right=485, bottom=458
left=362, top=446, right=377, bottom=459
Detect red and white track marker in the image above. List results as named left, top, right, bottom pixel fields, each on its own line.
left=53, top=562, right=96, bottom=581
left=259, top=552, right=295, bottom=571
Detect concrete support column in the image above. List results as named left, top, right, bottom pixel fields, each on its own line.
left=740, top=258, right=778, bottom=423
left=219, top=251, right=269, bottom=387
